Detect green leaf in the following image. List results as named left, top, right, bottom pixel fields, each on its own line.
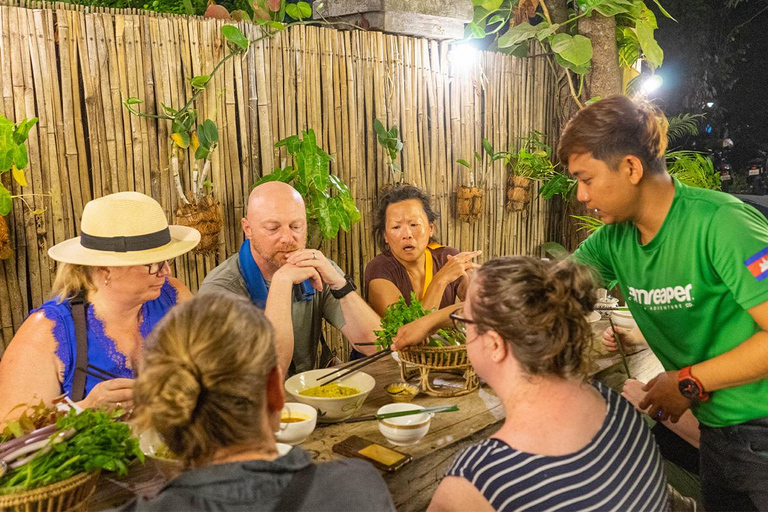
left=373, top=119, right=387, bottom=139
left=266, top=21, right=286, bottom=30
left=188, top=74, right=211, bottom=90
left=13, top=144, right=29, bottom=170
left=499, top=42, right=530, bottom=58
left=11, top=165, right=27, bottom=187
left=202, top=179, right=214, bottom=188
left=649, top=0, right=675, bottom=20
left=476, top=0, right=502, bottom=11
left=253, top=167, right=297, bottom=186
left=297, top=1, right=312, bottom=19
left=497, top=22, right=539, bottom=48
left=636, top=19, right=663, bottom=67
left=221, top=25, right=249, bottom=51
left=585, top=96, right=602, bottom=106
left=554, top=53, right=590, bottom=75
left=580, top=0, right=632, bottom=17
left=469, top=21, right=487, bottom=39
left=125, top=97, right=143, bottom=105
left=285, top=3, right=300, bottom=19
left=171, top=131, right=190, bottom=149
left=12, top=118, right=38, bottom=145
left=550, top=33, right=593, bottom=67
left=482, top=138, right=494, bottom=156
left=474, top=150, right=482, bottom=162
left=202, top=119, right=219, bottom=144
left=0, top=183, right=12, bottom=216
left=617, top=27, right=640, bottom=67
left=535, top=23, right=560, bottom=41
left=457, top=159, right=471, bottom=168
left=195, top=146, right=210, bottom=160
left=488, top=13, right=507, bottom=25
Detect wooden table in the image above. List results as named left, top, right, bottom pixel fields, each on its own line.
left=90, top=319, right=666, bottom=511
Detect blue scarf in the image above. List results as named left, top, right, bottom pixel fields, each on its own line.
left=238, top=240, right=314, bottom=309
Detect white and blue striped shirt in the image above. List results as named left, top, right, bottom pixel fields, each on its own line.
left=446, top=381, right=669, bottom=511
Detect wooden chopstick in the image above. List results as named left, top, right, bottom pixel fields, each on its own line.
left=608, top=316, right=632, bottom=379
left=75, top=364, right=120, bottom=382
left=318, top=349, right=392, bottom=386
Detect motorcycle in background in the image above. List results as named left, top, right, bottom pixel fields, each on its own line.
left=713, top=139, right=734, bottom=192
left=745, top=149, right=768, bottom=196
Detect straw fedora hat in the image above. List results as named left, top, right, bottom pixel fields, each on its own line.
left=48, top=192, right=201, bottom=266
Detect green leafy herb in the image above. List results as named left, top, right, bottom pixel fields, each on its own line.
left=374, top=292, right=465, bottom=349
left=0, top=408, right=143, bottom=491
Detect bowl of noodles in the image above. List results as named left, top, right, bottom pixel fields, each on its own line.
left=284, top=369, right=376, bottom=423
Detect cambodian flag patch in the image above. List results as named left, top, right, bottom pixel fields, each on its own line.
left=745, top=246, right=768, bottom=281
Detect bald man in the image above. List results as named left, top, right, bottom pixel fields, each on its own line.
left=200, top=182, right=380, bottom=375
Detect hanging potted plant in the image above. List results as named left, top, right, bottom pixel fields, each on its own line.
left=456, top=138, right=507, bottom=223
left=253, top=129, right=361, bottom=249
left=507, top=131, right=556, bottom=212
left=0, top=115, right=40, bottom=260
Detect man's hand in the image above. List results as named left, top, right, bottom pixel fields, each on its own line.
left=638, top=370, right=692, bottom=423
left=273, top=262, right=323, bottom=291
left=286, top=249, right=346, bottom=289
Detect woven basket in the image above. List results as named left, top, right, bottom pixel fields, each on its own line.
left=397, top=345, right=479, bottom=397
left=0, top=471, right=100, bottom=512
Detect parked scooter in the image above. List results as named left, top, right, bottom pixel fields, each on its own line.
left=713, top=138, right=734, bottom=192
left=745, top=149, right=768, bottom=195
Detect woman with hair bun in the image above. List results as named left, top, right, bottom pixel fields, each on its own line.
left=427, top=257, right=668, bottom=512
left=127, top=291, right=395, bottom=512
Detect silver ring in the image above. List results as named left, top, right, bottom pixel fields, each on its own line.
left=313, top=252, right=317, bottom=260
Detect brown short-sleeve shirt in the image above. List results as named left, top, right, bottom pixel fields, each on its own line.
left=364, top=245, right=461, bottom=309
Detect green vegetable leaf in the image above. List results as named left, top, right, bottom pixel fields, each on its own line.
left=221, top=25, right=249, bottom=51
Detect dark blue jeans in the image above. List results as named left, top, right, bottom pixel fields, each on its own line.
left=699, top=416, right=768, bottom=511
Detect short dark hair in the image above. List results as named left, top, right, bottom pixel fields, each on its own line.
left=472, top=257, right=597, bottom=380
left=558, top=95, right=669, bottom=175
left=373, top=185, right=439, bottom=252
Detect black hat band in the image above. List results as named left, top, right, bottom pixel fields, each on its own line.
left=80, top=227, right=171, bottom=253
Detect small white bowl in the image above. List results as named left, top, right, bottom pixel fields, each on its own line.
left=276, top=442, right=292, bottom=457
left=284, top=369, right=376, bottom=423
left=377, top=403, right=432, bottom=446
left=611, top=310, right=637, bottom=331
left=275, top=402, right=317, bottom=445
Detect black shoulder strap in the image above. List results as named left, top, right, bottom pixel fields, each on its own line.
left=273, top=463, right=317, bottom=512
left=70, top=290, right=89, bottom=402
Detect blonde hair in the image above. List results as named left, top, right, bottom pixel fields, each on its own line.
left=50, top=263, right=97, bottom=302
left=133, top=291, right=277, bottom=466
left=472, top=257, right=597, bottom=380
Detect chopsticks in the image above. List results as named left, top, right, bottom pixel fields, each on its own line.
left=76, top=363, right=119, bottom=382
left=607, top=316, right=632, bottom=379
left=317, top=349, right=392, bottom=386
left=345, top=405, right=459, bottom=423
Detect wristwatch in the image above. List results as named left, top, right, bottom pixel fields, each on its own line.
left=331, top=274, right=357, bottom=299
left=678, top=366, right=710, bottom=402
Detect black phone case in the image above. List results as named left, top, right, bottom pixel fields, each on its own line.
left=332, top=435, right=412, bottom=472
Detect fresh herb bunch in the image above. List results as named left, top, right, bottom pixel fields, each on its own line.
left=374, top=292, right=465, bottom=349
left=0, top=401, right=63, bottom=443
left=0, top=408, right=143, bottom=491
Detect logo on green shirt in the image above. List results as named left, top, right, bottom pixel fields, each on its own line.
left=627, top=284, right=694, bottom=309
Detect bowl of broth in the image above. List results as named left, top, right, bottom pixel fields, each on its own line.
left=284, top=369, right=376, bottom=423
left=275, top=402, right=317, bottom=445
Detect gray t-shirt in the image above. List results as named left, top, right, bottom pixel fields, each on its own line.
left=124, top=446, right=396, bottom=512
left=199, top=253, right=347, bottom=373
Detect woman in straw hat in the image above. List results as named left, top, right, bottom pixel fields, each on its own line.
left=0, top=192, right=200, bottom=422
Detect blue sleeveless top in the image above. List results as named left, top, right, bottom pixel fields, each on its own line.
left=31, top=279, right=178, bottom=398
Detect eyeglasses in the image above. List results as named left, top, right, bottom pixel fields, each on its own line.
left=144, top=260, right=170, bottom=276
left=449, top=312, right=478, bottom=334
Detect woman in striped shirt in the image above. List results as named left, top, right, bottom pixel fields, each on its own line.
left=428, top=257, right=668, bottom=512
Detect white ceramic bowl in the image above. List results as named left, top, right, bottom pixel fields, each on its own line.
left=138, top=429, right=184, bottom=479
left=377, top=403, right=432, bottom=446
left=284, top=369, right=376, bottom=423
left=275, top=402, right=318, bottom=445
left=276, top=442, right=292, bottom=457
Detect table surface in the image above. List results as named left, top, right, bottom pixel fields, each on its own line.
left=90, top=319, right=665, bottom=511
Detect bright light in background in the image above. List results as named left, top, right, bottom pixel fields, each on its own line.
left=706, top=101, right=715, bottom=108
left=449, top=43, right=478, bottom=74
left=641, top=74, right=663, bottom=94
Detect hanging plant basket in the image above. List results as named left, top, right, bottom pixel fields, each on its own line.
left=175, top=194, right=222, bottom=255
left=507, top=175, right=532, bottom=212
left=0, top=215, right=12, bottom=260
left=456, top=185, right=484, bottom=223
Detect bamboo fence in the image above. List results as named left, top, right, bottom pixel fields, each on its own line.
left=0, top=1, right=562, bottom=358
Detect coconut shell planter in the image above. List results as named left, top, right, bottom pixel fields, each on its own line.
left=175, top=194, right=222, bottom=255
left=507, top=175, right=532, bottom=212
left=456, top=185, right=484, bottom=222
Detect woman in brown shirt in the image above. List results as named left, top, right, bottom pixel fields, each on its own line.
left=364, top=186, right=480, bottom=316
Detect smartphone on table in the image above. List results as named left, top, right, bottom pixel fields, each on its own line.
left=332, top=435, right=412, bottom=472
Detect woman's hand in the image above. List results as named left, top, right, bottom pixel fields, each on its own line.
left=392, top=315, right=437, bottom=351
left=601, top=325, right=647, bottom=353
left=433, top=251, right=482, bottom=285
left=79, top=378, right=135, bottom=412
left=601, top=326, right=620, bottom=352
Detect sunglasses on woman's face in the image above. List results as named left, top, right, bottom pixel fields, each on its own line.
left=144, top=260, right=169, bottom=276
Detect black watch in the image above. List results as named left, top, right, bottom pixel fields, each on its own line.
left=331, top=274, right=357, bottom=299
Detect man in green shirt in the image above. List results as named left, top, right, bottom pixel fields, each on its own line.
left=562, top=95, right=768, bottom=511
